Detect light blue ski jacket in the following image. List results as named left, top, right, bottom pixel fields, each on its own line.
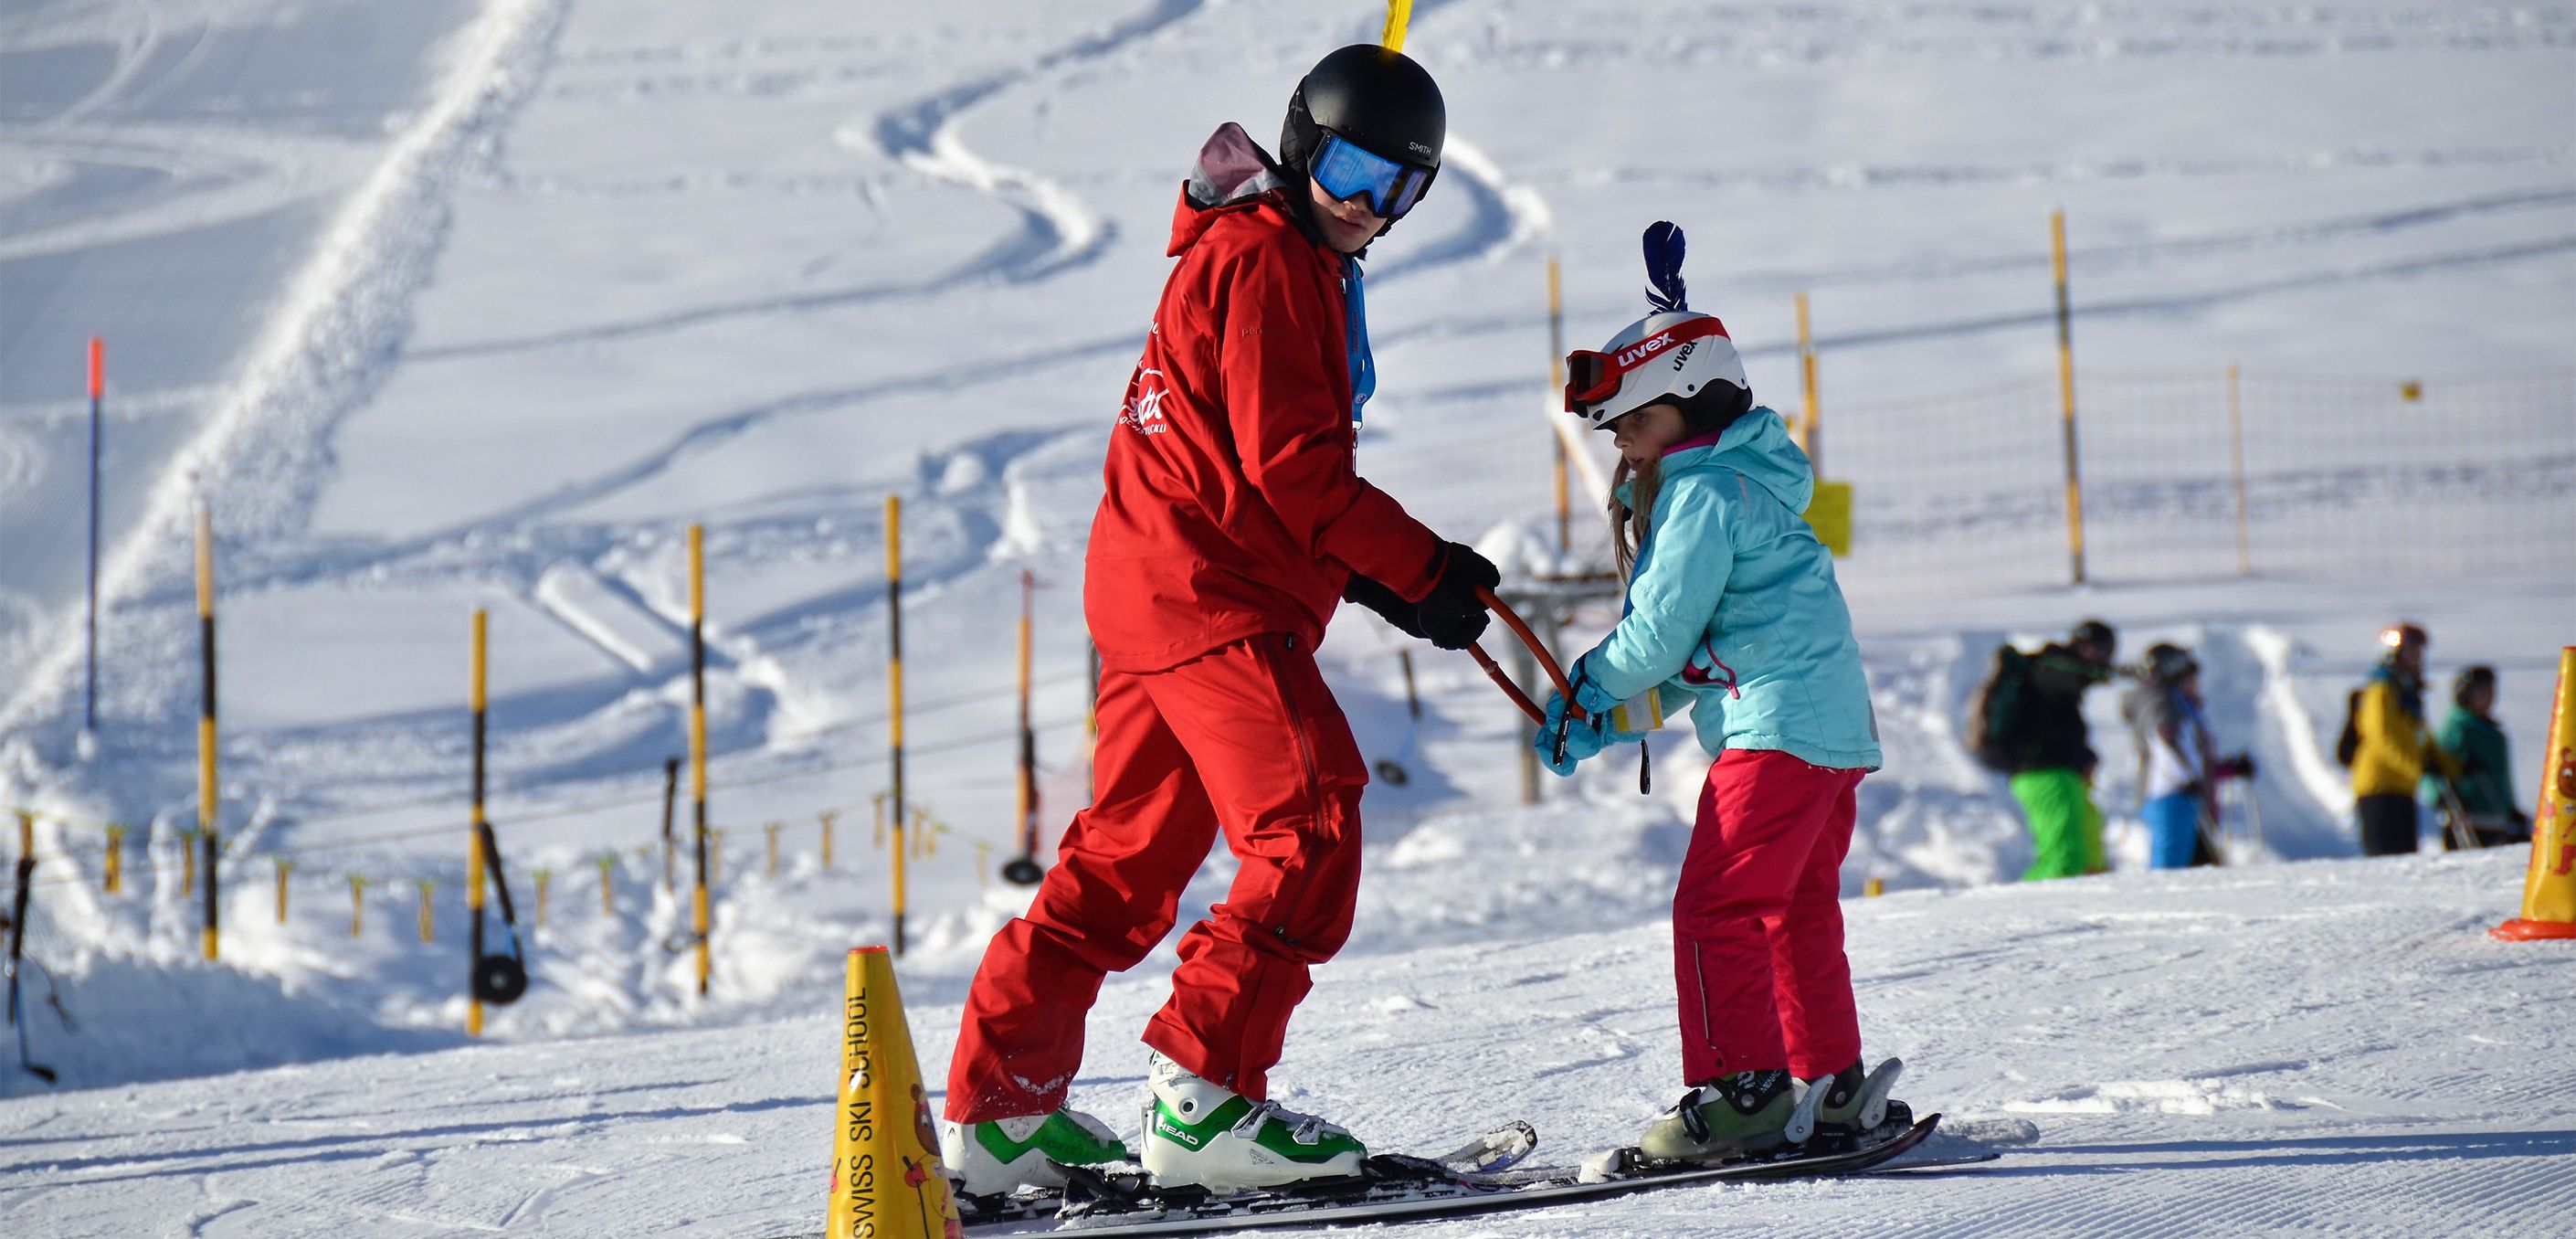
left=1568, top=408, right=1882, bottom=771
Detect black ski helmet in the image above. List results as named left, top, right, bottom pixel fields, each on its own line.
left=1281, top=45, right=1446, bottom=186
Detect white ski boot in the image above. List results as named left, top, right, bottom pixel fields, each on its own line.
left=1141, top=1052, right=1367, bottom=1191
left=939, top=1107, right=1132, bottom=1196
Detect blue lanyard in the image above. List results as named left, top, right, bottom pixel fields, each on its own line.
left=1344, top=256, right=1374, bottom=425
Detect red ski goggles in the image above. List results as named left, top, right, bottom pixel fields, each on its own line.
left=1563, top=317, right=1734, bottom=415
left=1311, top=132, right=1434, bottom=220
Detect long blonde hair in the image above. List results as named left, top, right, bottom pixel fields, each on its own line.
left=1609, top=455, right=1663, bottom=579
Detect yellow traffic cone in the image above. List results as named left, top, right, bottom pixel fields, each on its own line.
left=828, top=947, right=963, bottom=1238
left=2494, top=647, right=2576, bottom=942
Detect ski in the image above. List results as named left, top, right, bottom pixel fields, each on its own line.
left=964, top=1114, right=1940, bottom=1236
left=953, top=1120, right=1537, bottom=1233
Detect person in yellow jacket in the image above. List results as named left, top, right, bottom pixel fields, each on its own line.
left=2350, top=622, right=2460, bottom=855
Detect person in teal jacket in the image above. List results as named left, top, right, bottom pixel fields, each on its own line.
left=2426, top=665, right=2530, bottom=848
left=1535, top=222, right=1885, bottom=1167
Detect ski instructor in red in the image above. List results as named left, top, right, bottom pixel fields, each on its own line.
left=938, top=46, right=1501, bottom=1198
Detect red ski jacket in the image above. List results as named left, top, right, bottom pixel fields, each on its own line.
left=1085, top=124, right=1441, bottom=672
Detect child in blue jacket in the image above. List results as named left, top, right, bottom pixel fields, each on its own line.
left=1539, top=223, right=1884, bottom=1162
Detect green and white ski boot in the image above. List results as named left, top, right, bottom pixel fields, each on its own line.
left=1141, top=1051, right=1367, bottom=1191
left=1637, top=1068, right=1795, bottom=1163
left=939, top=1107, right=1133, bottom=1196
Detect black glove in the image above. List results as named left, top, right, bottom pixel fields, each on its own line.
left=1343, top=574, right=1428, bottom=640
left=1415, top=540, right=1501, bottom=651
left=2219, top=752, right=2257, bottom=781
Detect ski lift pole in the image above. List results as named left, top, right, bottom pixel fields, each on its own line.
left=464, top=611, right=529, bottom=1031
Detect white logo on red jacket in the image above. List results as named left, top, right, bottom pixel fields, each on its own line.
left=1120, top=369, right=1171, bottom=436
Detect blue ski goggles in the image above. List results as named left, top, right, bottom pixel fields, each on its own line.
left=1310, top=132, right=1434, bottom=220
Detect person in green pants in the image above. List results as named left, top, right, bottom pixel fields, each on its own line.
left=2010, top=620, right=2121, bottom=880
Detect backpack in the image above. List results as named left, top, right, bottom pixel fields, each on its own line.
left=1965, top=644, right=2032, bottom=774
left=2334, top=687, right=2364, bottom=767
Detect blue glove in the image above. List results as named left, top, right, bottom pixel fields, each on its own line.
left=1534, top=690, right=1611, bottom=777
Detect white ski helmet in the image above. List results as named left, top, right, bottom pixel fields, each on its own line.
left=1563, top=310, right=1749, bottom=430
left=1564, top=221, right=1750, bottom=429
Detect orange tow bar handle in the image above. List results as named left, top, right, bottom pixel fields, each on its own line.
left=1470, top=586, right=1585, bottom=725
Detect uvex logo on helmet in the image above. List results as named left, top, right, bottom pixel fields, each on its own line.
left=1616, top=332, right=1677, bottom=369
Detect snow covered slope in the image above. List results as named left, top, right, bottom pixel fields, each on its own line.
left=0, top=0, right=2571, bottom=1233
left=3, top=848, right=2569, bottom=1236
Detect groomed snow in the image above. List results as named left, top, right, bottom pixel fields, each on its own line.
left=2, top=0, right=2571, bottom=1234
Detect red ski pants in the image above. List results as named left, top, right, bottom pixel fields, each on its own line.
left=945, top=632, right=1366, bottom=1123
left=1673, top=748, right=1867, bottom=1084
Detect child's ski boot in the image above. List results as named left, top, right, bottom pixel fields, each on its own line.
left=939, top=1107, right=1133, bottom=1196
left=1141, top=1051, right=1367, bottom=1191
left=1636, top=1068, right=1794, bottom=1163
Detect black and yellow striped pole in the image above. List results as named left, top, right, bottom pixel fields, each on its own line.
left=885, top=495, right=908, bottom=957
left=689, top=524, right=711, bottom=995
left=468, top=608, right=488, bottom=1036
left=194, top=498, right=219, bottom=960
left=1547, top=257, right=1568, bottom=556
left=2051, top=209, right=2087, bottom=586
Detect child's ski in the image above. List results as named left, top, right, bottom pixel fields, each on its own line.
left=953, top=1119, right=1536, bottom=1233
left=959, top=1114, right=1939, bottom=1237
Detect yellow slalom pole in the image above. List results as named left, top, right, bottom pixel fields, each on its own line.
left=819, top=810, right=836, bottom=871
left=1380, top=0, right=1412, bottom=52
left=103, top=824, right=123, bottom=894
left=689, top=524, right=711, bottom=995
left=2228, top=363, right=2251, bottom=577
left=596, top=854, right=617, bottom=916
left=886, top=495, right=908, bottom=957
left=2052, top=209, right=2087, bottom=586
left=349, top=875, right=365, bottom=938
left=418, top=878, right=436, bottom=943
left=2495, top=647, right=2576, bottom=940
left=1547, top=257, right=1569, bottom=556
left=533, top=869, right=550, bottom=930
left=1012, top=568, right=1039, bottom=873
left=1085, top=641, right=1101, bottom=802
left=1796, top=291, right=1821, bottom=472
left=274, top=858, right=291, bottom=925
left=195, top=498, right=219, bottom=960
left=468, top=608, right=488, bottom=1036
